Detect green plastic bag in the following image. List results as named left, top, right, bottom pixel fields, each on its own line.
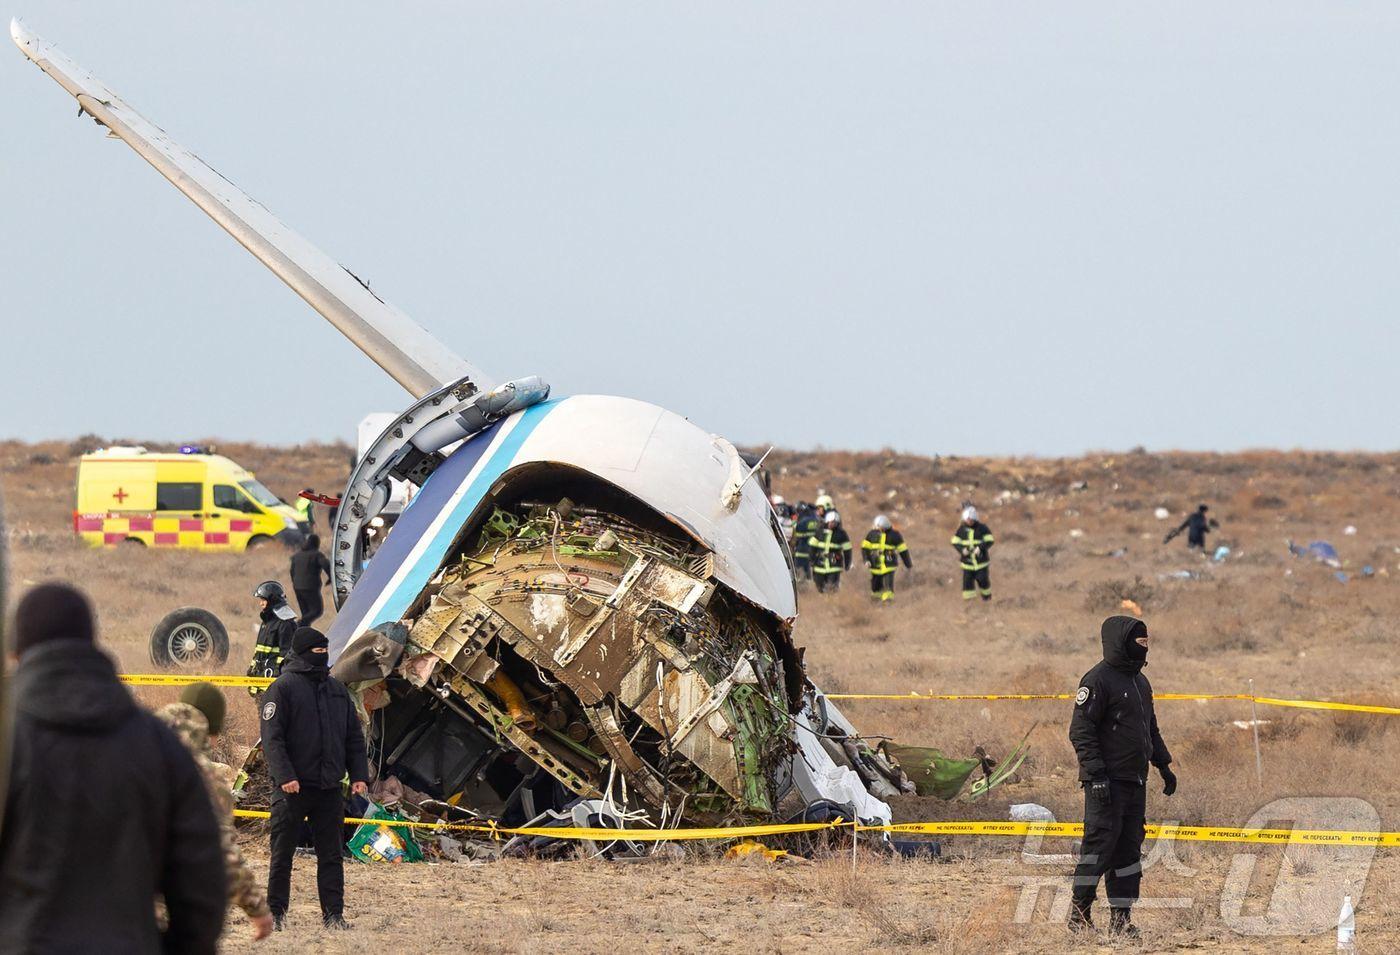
left=347, top=802, right=424, bottom=864
left=879, top=743, right=981, bottom=800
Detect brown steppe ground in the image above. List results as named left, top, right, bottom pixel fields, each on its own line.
left=4, top=438, right=1399, bottom=953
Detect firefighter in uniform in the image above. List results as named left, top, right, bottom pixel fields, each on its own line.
left=861, top=515, right=912, bottom=602
left=1067, top=615, right=1176, bottom=937
left=247, top=581, right=298, bottom=695
left=790, top=503, right=821, bottom=581
left=808, top=510, right=852, bottom=593
left=950, top=506, right=994, bottom=601
left=260, top=627, right=369, bottom=930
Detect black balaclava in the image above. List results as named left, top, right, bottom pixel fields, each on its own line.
left=290, top=626, right=329, bottom=677
left=1101, top=615, right=1148, bottom=672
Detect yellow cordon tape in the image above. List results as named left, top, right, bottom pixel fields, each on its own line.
left=878, top=821, right=1400, bottom=847
left=824, top=691, right=1400, bottom=716
left=122, top=673, right=273, bottom=688
left=232, top=809, right=837, bottom=841
left=118, top=675, right=1400, bottom=716
left=229, top=809, right=1400, bottom=847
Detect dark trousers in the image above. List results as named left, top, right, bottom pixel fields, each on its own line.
left=961, top=567, right=991, bottom=600
left=294, top=587, right=324, bottom=627
left=793, top=555, right=812, bottom=580
left=814, top=571, right=841, bottom=593
left=268, top=787, right=346, bottom=918
left=870, top=571, right=895, bottom=599
left=1072, top=780, right=1147, bottom=910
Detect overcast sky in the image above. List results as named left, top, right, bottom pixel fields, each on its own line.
left=2, top=3, right=1396, bottom=456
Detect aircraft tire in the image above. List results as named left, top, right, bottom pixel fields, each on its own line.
left=150, top=606, right=229, bottom=670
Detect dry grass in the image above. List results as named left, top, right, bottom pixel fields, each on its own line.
left=4, top=439, right=1400, bottom=952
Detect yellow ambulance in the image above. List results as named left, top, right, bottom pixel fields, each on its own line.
left=74, top=446, right=307, bottom=551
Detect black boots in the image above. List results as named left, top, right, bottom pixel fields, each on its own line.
left=1109, top=907, right=1141, bottom=939
left=1070, top=902, right=1141, bottom=938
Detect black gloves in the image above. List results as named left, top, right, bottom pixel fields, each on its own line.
left=1159, top=765, right=1177, bottom=796
left=1089, top=778, right=1111, bottom=808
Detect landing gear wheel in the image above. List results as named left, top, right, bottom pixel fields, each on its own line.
left=149, top=607, right=230, bottom=670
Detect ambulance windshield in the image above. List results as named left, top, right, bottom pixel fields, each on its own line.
left=239, top=480, right=282, bottom=508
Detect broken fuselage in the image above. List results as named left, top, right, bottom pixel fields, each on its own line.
left=328, top=395, right=848, bottom=826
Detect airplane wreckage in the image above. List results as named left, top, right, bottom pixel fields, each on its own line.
left=13, top=21, right=1026, bottom=854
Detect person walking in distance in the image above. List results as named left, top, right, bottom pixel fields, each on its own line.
left=294, top=487, right=315, bottom=531
left=790, top=502, right=821, bottom=582
left=808, top=510, right=852, bottom=593
left=260, top=627, right=369, bottom=930
left=1067, top=615, right=1177, bottom=937
left=951, top=506, right=994, bottom=602
left=290, top=534, right=333, bottom=626
left=1163, top=504, right=1216, bottom=551
left=861, top=515, right=912, bottom=603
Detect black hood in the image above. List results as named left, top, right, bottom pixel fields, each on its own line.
left=13, top=639, right=137, bottom=732
left=1101, top=615, right=1148, bottom=672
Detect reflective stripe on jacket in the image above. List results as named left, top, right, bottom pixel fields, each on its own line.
left=808, top=528, right=852, bottom=574
left=862, top=529, right=910, bottom=575
left=950, top=521, right=993, bottom=570
left=791, top=516, right=821, bottom=556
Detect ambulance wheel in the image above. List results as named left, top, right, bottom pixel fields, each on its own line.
left=245, top=535, right=274, bottom=551
left=150, top=607, right=229, bottom=670
left=122, top=537, right=146, bottom=547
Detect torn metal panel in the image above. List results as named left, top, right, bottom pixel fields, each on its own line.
left=581, top=703, right=668, bottom=805
left=445, top=677, right=598, bottom=799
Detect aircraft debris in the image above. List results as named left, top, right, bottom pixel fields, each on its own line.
left=1288, top=539, right=1341, bottom=569
left=12, top=20, right=1001, bottom=855
left=724, top=840, right=806, bottom=864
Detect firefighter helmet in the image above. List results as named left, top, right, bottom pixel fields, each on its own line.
left=253, top=580, right=286, bottom=602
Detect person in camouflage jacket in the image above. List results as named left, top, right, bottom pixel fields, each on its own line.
left=157, top=699, right=274, bottom=941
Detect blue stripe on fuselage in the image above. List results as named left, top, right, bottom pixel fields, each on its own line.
left=327, top=400, right=558, bottom=659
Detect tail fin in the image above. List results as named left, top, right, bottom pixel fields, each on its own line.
left=11, top=19, right=489, bottom=398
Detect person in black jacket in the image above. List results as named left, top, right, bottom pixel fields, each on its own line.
left=1163, top=504, right=1216, bottom=550
left=247, top=579, right=298, bottom=689
left=1067, top=615, right=1177, bottom=937
left=289, top=535, right=333, bottom=626
left=260, top=627, right=370, bottom=930
left=0, top=583, right=226, bottom=953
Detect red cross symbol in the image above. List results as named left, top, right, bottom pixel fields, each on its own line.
left=112, top=487, right=129, bottom=504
